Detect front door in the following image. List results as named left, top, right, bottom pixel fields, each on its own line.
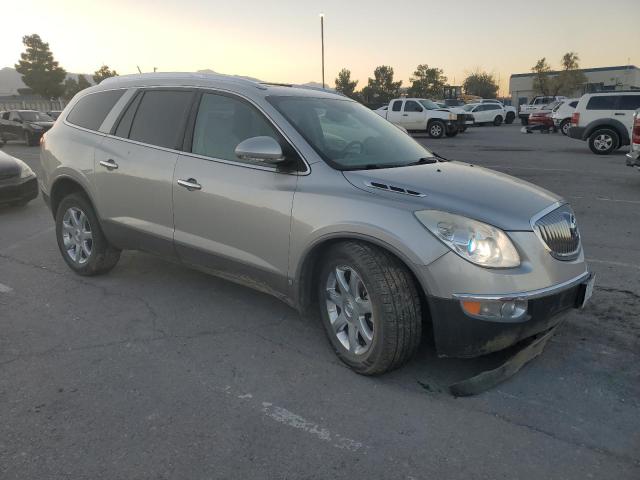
left=93, top=88, right=195, bottom=256
left=172, top=91, right=298, bottom=297
left=403, top=100, right=425, bottom=129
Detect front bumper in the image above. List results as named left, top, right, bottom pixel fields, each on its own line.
left=428, top=271, right=593, bottom=358
left=0, top=175, right=38, bottom=205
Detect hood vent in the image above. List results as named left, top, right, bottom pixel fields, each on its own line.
left=364, top=180, right=426, bottom=197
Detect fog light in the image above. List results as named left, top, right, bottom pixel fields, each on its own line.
left=461, top=299, right=527, bottom=321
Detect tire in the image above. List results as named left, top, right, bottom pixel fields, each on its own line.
left=588, top=128, right=619, bottom=155
left=505, top=112, right=515, bottom=124
left=493, top=115, right=503, bottom=126
left=55, top=193, right=121, bottom=275
left=317, top=241, right=422, bottom=375
left=560, top=119, right=570, bottom=136
left=427, top=120, right=445, bottom=138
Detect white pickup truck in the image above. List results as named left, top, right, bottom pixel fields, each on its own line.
left=379, top=98, right=464, bottom=138
left=519, top=95, right=566, bottom=125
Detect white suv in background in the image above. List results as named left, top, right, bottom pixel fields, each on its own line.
left=475, top=99, right=517, bottom=124
left=551, top=99, right=579, bottom=135
left=462, top=103, right=505, bottom=126
left=569, top=91, right=640, bottom=155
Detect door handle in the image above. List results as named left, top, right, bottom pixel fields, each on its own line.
left=177, top=178, right=202, bottom=191
left=99, top=159, right=118, bottom=170
left=402, top=113, right=409, bottom=116
left=614, top=112, right=626, bottom=116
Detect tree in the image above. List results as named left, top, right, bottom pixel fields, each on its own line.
left=361, top=66, right=402, bottom=105
left=93, top=65, right=118, bottom=84
left=462, top=71, right=499, bottom=98
left=555, top=52, right=587, bottom=96
left=63, top=75, right=92, bottom=101
left=334, top=68, right=359, bottom=100
left=408, top=64, right=447, bottom=98
left=15, top=34, right=66, bottom=99
left=531, top=57, right=552, bottom=96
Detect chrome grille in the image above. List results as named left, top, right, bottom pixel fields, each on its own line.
left=533, top=204, right=581, bottom=260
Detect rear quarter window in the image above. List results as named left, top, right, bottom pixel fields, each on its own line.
left=586, top=96, right=617, bottom=110
left=66, top=89, right=125, bottom=131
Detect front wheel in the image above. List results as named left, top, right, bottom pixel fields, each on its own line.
left=55, top=193, right=121, bottom=275
left=588, top=128, right=619, bottom=155
left=427, top=120, right=446, bottom=138
left=318, top=242, right=422, bottom=375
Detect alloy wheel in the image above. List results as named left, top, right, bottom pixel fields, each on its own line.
left=325, top=265, right=374, bottom=355
left=61, top=207, right=93, bottom=265
left=593, top=134, right=613, bottom=151
left=430, top=124, right=442, bottom=137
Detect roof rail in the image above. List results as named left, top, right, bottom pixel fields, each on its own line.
left=100, top=72, right=266, bottom=89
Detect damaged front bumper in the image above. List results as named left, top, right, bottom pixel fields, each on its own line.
left=428, top=271, right=594, bottom=359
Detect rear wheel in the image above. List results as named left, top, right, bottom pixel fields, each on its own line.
left=427, top=120, right=445, bottom=138
left=493, top=115, right=503, bottom=126
left=318, top=242, right=422, bottom=375
left=588, top=128, right=619, bottom=155
left=505, top=112, right=515, bottom=124
left=55, top=193, right=121, bottom=275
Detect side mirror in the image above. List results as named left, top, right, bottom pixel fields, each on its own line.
left=235, top=136, right=286, bottom=165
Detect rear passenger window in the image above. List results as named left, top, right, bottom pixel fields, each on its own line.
left=391, top=100, right=402, bottom=112
left=128, top=90, right=194, bottom=149
left=618, top=95, right=640, bottom=110
left=67, top=89, right=125, bottom=131
left=192, top=93, right=280, bottom=164
left=586, top=96, right=617, bottom=110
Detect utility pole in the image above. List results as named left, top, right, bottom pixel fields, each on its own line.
left=320, top=13, right=325, bottom=89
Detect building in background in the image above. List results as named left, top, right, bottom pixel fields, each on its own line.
left=509, top=65, right=640, bottom=106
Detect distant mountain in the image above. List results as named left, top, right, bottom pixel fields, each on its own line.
left=0, top=67, right=94, bottom=96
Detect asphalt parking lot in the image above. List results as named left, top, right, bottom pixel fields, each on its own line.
left=1, top=124, right=639, bottom=479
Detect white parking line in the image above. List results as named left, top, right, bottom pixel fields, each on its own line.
left=588, top=258, right=640, bottom=271
left=0, top=283, right=13, bottom=293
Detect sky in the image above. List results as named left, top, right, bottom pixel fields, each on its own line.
left=2, top=0, right=639, bottom=96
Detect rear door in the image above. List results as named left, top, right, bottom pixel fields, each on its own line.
left=172, top=91, right=300, bottom=296
left=94, top=88, right=195, bottom=256
left=583, top=94, right=618, bottom=125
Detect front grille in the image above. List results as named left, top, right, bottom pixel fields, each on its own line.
left=533, top=204, right=581, bottom=260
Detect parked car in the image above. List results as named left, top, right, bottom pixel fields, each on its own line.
left=519, top=96, right=567, bottom=125
left=382, top=98, right=464, bottom=138
left=626, top=108, right=640, bottom=171
left=525, top=100, right=564, bottom=132
left=0, top=144, right=38, bottom=206
left=47, top=110, right=63, bottom=120
left=462, top=103, right=505, bottom=126
left=0, top=110, right=55, bottom=146
left=474, top=99, right=517, bottom=124
left=569, top=91, right=640, bottom=155
left=40, top=72, right=593, bottom=375
left=551, top=99, right=579, bottom=135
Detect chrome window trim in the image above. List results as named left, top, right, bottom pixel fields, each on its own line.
left=62, top=84, right=311, bottom=176
left=452, top=271, right=591, bottom=302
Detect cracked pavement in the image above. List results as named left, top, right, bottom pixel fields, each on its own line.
left=0, top=126, right=639, bottom=479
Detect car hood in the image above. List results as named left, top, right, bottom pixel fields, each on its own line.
left=0, top=149, right=20, bottom=178
left=342, top=161, right=561, bottom=231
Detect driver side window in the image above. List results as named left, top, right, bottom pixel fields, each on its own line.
left=404, top=100, right=423, bottom=112
left=192, top=93, right=281, bottom=164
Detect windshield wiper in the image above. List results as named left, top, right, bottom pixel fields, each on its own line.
left=404, top=157, right=438, bottom=167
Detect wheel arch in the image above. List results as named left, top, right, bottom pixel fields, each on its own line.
left=49, top=175, right=98, bottom=219
left=294, top=233, right=432, bottom=314
left=583, top=119, right=630, bottom=145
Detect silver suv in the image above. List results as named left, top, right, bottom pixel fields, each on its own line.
left=40, top=73, right=593, bottom=375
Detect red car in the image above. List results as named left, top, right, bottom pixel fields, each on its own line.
left=528, top=110, right=555, bottom=130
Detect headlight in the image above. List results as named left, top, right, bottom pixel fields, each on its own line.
left=415, top=210, right=520, bottom=268
left=15, top=158, right=35, bottom=179
left=448, top=113, right=457, bottom=120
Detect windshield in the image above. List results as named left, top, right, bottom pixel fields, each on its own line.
left=20, top=111, right=53, bottom=122
left=418, top=99, right=440, bottom=110
left=267, top=96, right=434, bottom=170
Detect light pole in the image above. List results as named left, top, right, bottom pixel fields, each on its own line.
left=320, top=13, right=325, bottom=89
